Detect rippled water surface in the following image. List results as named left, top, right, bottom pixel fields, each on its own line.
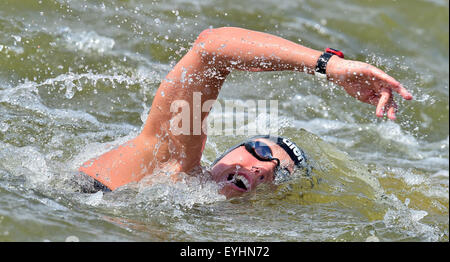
left=0, top=0, right=448, bottom=241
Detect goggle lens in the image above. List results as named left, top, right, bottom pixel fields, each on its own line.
left=249, top=141, right=272, bottom=159
left=244, top=141, right=280, bottom=168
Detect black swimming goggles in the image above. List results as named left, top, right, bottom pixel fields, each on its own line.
left=212, top=139, right=292, bottom=183
left=213, top=135, right=311, bottom=183
left=243, top=140, right=281, bottom=167
left=212, top=139, right=293, bottom=178
left=212, top=140, right=279, bottom=167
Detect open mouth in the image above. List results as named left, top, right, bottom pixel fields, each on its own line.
left=227, top=173, right=250, bottom=191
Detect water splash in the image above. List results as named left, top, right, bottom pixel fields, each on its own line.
left=58, top=28, right=115, bottom=54
left=382, top=194, right=439, bottom=241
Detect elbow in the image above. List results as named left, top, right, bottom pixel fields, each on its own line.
left=192, top=27, right=229, bottom=55
left=192, top=28, right=217, bottom=54
left=195, top=27, right=229, bottom=44
left=192, top=27, right=230, bottom=67
left=191, top=29, right=213, bottom=61
left=195, top=28, right=216, bottom=43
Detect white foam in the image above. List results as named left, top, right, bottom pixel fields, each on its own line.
left=375, top=121, right=419, bottom=146
left=382, top=194, right=439, bottom=241
left=59, top=27, right=115, bottom=53
left=0, top=45, right=24, bottom=55
left=0, top=142, right=51, bottom=186
left=135, top=169, right=225, bottom=209
left=85, top=191, right=104, bottom=206
left=365, top=235, right=380, bottom=242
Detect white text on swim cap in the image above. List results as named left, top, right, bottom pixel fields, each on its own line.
left=282, top=138, right=303, bottom=162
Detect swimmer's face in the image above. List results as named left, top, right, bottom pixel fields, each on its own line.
left=210, top=138, right=295, bottom=198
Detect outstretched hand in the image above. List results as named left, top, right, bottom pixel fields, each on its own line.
left=327, top=57, right=413, bottom=120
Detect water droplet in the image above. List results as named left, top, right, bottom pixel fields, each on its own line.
left=0, top=122, right=9, bottom=132
left=65, top=85, right=75, bottom=99
left=180, top=67, right=187, bottom=83
left=12, top=35, right=21, bottom=42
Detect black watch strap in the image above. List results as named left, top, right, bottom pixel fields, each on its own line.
left=315, top=52, right=334, bottom=76
left=314, top=48, right=344, bottom=78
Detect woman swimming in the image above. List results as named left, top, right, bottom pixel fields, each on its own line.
left=78, top=27, right=413, bottom=198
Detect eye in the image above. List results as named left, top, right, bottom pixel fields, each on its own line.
left=259, top=175, right=264, bottom=180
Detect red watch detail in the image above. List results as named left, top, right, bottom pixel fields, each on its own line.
left=325, top=48, right=344, bottom=58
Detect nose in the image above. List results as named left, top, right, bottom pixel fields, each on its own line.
left=251, top=166, right=260, bottom=173
left=251, top=166, right=266, bottom=182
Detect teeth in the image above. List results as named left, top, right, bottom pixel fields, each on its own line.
left=235, top=175, right=250, bottom=189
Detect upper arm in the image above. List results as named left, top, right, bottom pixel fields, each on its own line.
left=139, top=28, right=230, bottom=172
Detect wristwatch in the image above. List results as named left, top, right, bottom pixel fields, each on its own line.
left=314, top=48, right=344, bottom=78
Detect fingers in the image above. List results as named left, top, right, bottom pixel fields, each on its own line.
left=395, top=84, right=413, bottom=100
left=371, top=68, right=413, bottom=100
left=373, top=90, right=398, bottom=120
left=374, top=87, right=398, bottom=120
left=387, top=79, right=413, bottom=100
left=386, top=98, right=398, bottom=120
left=376, top=88, right=391, bottom=117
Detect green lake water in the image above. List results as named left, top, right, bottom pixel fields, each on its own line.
left=0, top=0, right=448, bottom=241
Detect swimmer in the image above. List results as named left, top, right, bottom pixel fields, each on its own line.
left=78, top=27, right=413, bottom=198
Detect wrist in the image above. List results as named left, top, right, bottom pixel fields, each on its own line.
left=325, top=55, right=345, bottom=80
left=314, top=48, right=345, bottom=79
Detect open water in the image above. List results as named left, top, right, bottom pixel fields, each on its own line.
left=0, top=0, right=448, bottom=241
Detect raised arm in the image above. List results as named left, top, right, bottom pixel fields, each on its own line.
left=191, top=27, right=323, bottom=73
left=79, top=27, right=412, bottom=190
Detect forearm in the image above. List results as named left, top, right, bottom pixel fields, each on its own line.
left=193, top=27, right=323, bottom=74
